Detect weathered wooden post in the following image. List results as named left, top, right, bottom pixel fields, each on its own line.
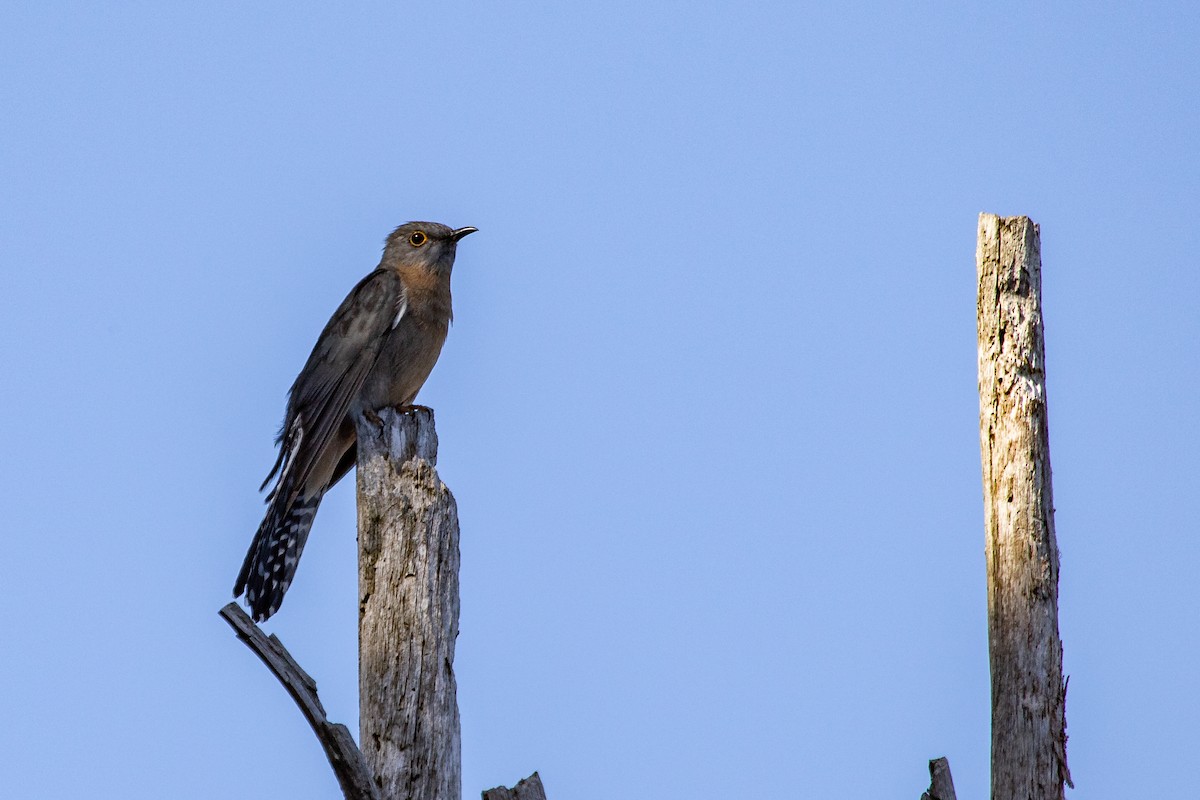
left=356, top=406, right=461, bottom=800
left=976, top=214, right=1071, bottom=799
left=224, top=403, right=544, bottom=799
left=920, top=757, right=958, bottom=800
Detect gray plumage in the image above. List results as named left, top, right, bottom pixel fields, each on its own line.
left=235, top=221, right=476, bottom=621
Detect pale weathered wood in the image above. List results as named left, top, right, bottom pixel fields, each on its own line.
left=356, top=406, right=461, bottom=800
left=218, top=602, right=380, bottom=800
left=482, top=772, right=548, bottom=800
left=976, top=214, right=1072, bottom=799
left=919, top=757, right=957, bottom=800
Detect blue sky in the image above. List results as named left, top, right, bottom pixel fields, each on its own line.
left=2, top=2, right=1197, bottom=798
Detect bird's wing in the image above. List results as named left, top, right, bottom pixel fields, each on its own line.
left=263, top=268, right=406, bottom=505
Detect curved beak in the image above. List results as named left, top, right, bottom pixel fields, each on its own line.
left=450, top=226, right=478, bottom=242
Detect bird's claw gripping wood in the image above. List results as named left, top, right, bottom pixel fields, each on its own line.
left=361, top=408, right=385, bottom=430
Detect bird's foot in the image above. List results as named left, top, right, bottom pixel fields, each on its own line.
left=399, top=404, right=433, bottom=415
left=362, top=408, right=385, bottom=430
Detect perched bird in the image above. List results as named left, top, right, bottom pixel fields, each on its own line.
left=235, top=222, right=476, bottom=621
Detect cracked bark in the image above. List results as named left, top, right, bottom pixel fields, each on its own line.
left=976, top=214, right=1071, bottom=799
left=356, top=406, right=461, bottom=800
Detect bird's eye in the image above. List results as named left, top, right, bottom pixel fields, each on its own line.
left=409, top=231, right=427, bottom=247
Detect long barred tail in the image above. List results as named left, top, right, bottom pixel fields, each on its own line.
left=234, top=486, right=324, bottom=621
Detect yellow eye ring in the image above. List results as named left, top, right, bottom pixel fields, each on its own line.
left=409, top=231, right=427, bottom=247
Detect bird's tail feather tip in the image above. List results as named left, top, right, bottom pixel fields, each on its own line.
left=232, top=491, right=323, bottom=624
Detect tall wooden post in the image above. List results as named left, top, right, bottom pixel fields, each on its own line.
left=976, top=214, right=1071, bottom=799
left=356, top=406, right=461, bottom=800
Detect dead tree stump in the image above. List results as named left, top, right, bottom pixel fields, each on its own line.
left=356, top=406, right=461, bottom=800
left=976, top=214, right=1071, bottom=799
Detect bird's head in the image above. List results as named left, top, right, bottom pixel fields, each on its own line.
left=382, top=221, right=477, bottom=276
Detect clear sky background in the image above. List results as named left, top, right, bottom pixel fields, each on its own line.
left=1, top=2, right=1196, bottom=798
